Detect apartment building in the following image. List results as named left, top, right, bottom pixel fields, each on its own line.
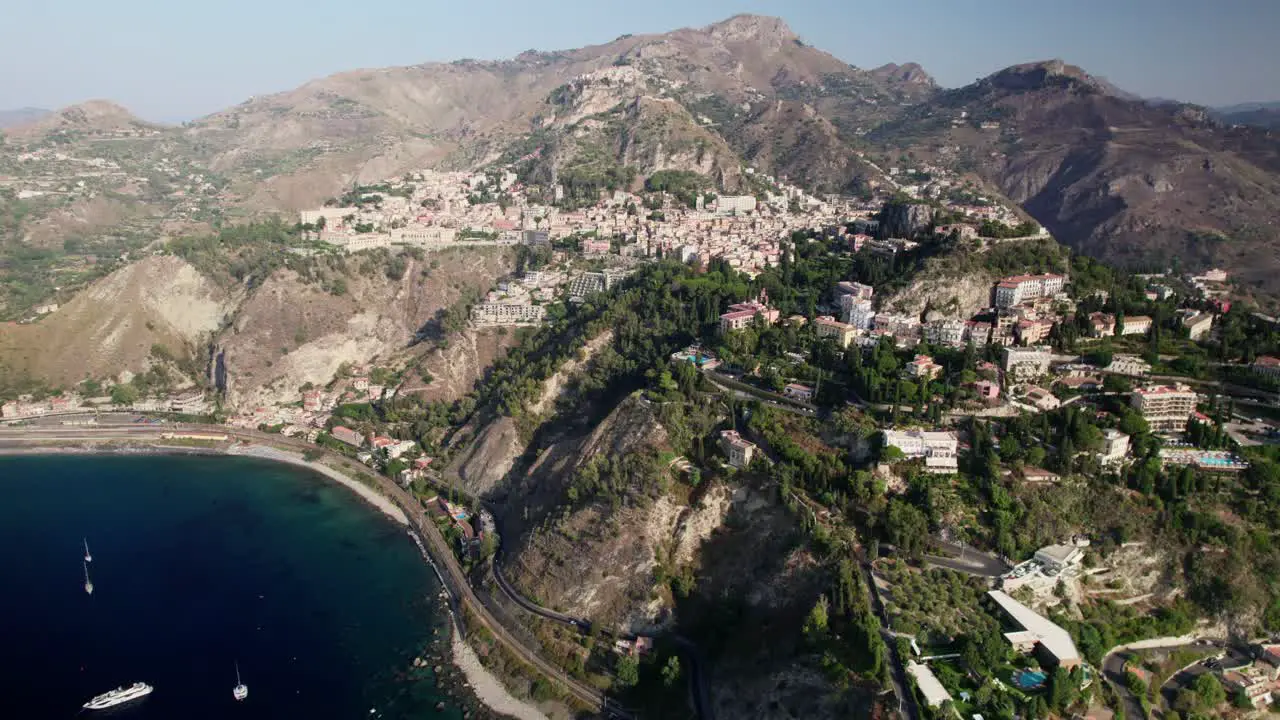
left=715, top=195, right=757, bottom=215
left=994, top=273, right=1066, bottom=308
left=1131, top=383, right=1198, bottom=432
left=815, top=316, right=856, bottom=348
left=924, top=319, right=966, bottom=347
left=842, top=297, right=875, bottom=330
left=1016, top=319, right=1054, bottom=345
left=1003, top=346, right=1053, bottom=381
left=470, top=303, right=547, bottom=326
left=835, top=281, right=874, bottom=301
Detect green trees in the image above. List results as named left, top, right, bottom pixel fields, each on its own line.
left=616, top=655, right=640, bottom=687
left=109, top=383, right=139, bottom=405
left=1193, top=671, right=1226, bottom=709
left=661, top=656, right=682, bottom=687
left=886, top=499, right=929, bottom=559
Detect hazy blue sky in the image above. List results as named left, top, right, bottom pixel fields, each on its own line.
left=2, top=0, right=1276, bottom=121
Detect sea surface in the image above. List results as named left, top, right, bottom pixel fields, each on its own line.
left=0, top=454, right=467, bottom=719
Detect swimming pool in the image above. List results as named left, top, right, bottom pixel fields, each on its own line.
left=1012, top=669, right=1048, bottom=690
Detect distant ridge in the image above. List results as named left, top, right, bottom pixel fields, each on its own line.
left=0, top=107, right=51, bottom=129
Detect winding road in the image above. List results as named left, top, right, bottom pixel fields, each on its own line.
left=491, top=553, right=716, bottom=720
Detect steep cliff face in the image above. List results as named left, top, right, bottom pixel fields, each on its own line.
left=878, top=200, right=934, bottom=239
left=217, top=247, right=513, bottom=408
left=501, top=393, right=693, bottom=632
left=0, top=256, right=236, bottom=385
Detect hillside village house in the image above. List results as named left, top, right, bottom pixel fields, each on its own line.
left=973, top=380, right=1000, bottom=400
left=1016, top=318, right=1054, bottom=345
left=906, top=354, right=943, bottom=381
left=1023, top=386, right=1061, bottom=411
left=1098, top=429, right=1131, bottom=466
left=718, top=430, right=757, bottom=469
left=1088, top=312, right=1116, bottom=338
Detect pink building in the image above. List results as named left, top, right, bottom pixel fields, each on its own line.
left=974, top=380, right=1000, bottom=400
left=330, top=426, right=364, bottom=448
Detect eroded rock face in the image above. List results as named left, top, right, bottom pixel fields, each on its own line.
left=878, top=200, right=934, bottom=239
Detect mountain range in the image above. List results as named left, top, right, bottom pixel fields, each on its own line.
left=0, top=107, right=50, bottom=128
left=4, top=14, right=1280, bottom=300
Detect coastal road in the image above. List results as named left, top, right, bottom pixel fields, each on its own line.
left=0, top=424, right=630, bottom=718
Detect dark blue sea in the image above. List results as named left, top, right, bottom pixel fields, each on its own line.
left=0, top=454, right=473, bottom=719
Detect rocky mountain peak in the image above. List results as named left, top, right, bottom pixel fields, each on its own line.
left=871, top=62, right=936, bottom=87
left=701, top=14, right=798, bottom=47
left=985, top=59, right=1101, bottom=92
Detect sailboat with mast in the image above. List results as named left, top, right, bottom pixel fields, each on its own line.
left=232, top=662, right=248, bottom=701
left=84, top=537, right=92, bottom=563
left=83, top=560, right=94, bottom=595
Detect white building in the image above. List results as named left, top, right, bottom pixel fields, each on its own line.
left=882, top=430, right=958, bottom=474
left=1098, top=429, right=1131, bottom=466
left=987, top=590, right=1082, bottom=669
left=994, top=274, right=1066, bottom=308
left=1106, top=354, right=1151, bottom=377
left=300, top=207, right=358, bottom=226
left=1182, top=312, right=1214, bottom=341
left=1033, top=543, right=1084, bottom=573
left=1131, top=383, right=1198, bottom=432
left=924, top=319, right=966, bottom=347
left=1003, top=346, right=1052, bottom=381
left=715, top=195, right=758, bottom=215
left=842, top=297, right=875, bottom=330
left=907, top=662, right=953, bottom=709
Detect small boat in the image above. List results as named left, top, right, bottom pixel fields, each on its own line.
left=233, top=661, right=248, bottom=701
left=83, top=560, right=94, bottom=595
left=84, top=538, right=93, bottom=563
left=83, top=682, right=153, bottom=710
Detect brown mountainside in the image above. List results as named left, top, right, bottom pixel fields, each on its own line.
left=869, top=60, right=1280, bottom=295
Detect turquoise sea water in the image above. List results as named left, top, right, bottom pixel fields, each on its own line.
left=0, top=454, right=469, bottom=718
